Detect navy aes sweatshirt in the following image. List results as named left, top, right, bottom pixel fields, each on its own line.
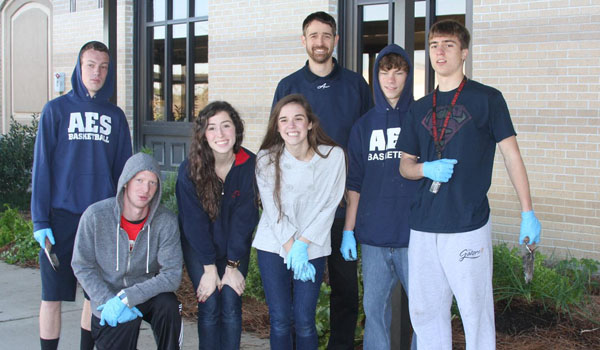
left=346, top=44, right=419, bottom=247
left=31, top=41, right=132, bottom=231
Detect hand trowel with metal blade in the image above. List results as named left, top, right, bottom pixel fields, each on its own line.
left=522, top=237, right=535, bottom=284
left=44, top=238, right=60, bottom=271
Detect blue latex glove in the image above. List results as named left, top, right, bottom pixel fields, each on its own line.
left=293, top=261, right=316, bottom=283
left=117, top=306, right=143, bottom=324
left=520, top=210, right=541, bottom=245
left=286, top=240, right=309, bottom=273
left=340, top=230, right=357, bottom=261
left=97, top=296, right=127, bottom=327
left=33, top=228, right=55, bottom=249
left=422, top=159, right=458, bottom=183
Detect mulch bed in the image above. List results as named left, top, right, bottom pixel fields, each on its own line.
left=177, top=268, right=600, bottom=349
left=452, top=295, right=600, bottom=350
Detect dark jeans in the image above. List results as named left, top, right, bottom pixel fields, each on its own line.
left=257, top=250, right=326, bottom=350
left=91, top=292, right=182, bottom=350
left=195, top=257, right=249, bottom=350
left=327, top=218, right=359, bottom=350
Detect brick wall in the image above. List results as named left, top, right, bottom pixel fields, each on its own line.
left=116, top=1, right=135, bottom=124
left=473, top=0, right=600, bottom=260
left=208, top=0, right=338, bottom=152
left=53, top=1, right=104, bottom=96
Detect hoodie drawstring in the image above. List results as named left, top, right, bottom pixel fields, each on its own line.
left=146, top=223, right=150, bottom=274
left=115, top=223, right=120, bottom=271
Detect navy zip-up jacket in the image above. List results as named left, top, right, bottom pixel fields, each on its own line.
left=176, top=148, right=259, bottom=285
left=273, top=58, right=373, bottom=218
left=346, top=44, right=419, bottom=247
left=31, top=41, right=132, bottom=231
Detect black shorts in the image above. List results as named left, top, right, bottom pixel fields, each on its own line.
left=40, top=209, right=81, bottom=301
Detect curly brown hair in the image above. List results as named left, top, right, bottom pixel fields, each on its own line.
left=188, top=101, right=244, bottom=221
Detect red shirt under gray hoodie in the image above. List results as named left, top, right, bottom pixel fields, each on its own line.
left=72, top=153, right=183, bottom=318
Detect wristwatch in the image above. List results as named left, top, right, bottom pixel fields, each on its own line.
left=226, top=259, right=240, bottom=269
left=117, top=290, right=129, bottom=306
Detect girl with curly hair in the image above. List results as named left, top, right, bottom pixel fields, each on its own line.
left=176, top=101, right=259, bottom=350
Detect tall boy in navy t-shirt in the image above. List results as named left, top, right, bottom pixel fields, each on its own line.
left=397, top=20, right=541, bottom=349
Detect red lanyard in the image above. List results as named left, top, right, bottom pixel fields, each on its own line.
left=432, top=77, right=467, bottom=159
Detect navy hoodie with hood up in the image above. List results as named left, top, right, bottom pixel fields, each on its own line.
left=31, top=41, right=132, bottom=231
left=346, top=44, right=419, bottom=247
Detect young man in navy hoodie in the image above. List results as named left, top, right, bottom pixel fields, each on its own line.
left=398, top=20, right=541, bottom=349
left=31, top=41, right=132, bottom=350
left=272, top=12, right=372, bottom=349
left=342, top=44, right=417, bottom=350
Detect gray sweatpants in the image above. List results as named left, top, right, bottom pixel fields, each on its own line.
left=408, top=219, right=496, bottom=350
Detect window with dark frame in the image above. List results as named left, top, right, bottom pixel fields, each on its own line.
left=70, top=0, right=76, bottom=13
left=145, top=0, right=208, bottom=123
left=343, top=0, right=468, bottom=98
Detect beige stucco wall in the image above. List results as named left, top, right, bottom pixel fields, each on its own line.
left=0, top=0, right=52, bottom=132
left=473, top=0, right=600, bottom=260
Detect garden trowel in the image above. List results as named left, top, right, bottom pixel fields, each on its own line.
left=44, top=238, right=60, bottom=271
left=522, top=237, right=535, bottom=284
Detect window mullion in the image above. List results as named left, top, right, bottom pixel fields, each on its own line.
left=165, top=24, right=173, bottom=121
left=425, top=0, right=437, bottom=93
left=186, top=22, right=194, bottom=121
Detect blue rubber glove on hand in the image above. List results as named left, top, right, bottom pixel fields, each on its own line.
left=293, top=261, right=316, bottom=283
left=340, top=230, right=357, bottom=261
left=97, top=296, right=127, bottom=327
left=422, top=159, right=458, bottom=183
left=286, top=240, right=309, bottom=273
left=117, top=306, right=143, bottom=324
left=33, top=228, right=55, bottom=249
left=519, top=210, right=541, bottom=245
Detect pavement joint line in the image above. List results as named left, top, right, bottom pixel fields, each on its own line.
left=0, top=315, right=39, bottom=323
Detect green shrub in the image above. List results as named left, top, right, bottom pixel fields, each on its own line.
left=139, top=146, right=153, bottom=155
left=316, top=283, right=332, bottom=349
left=161, top=170, right=178, bottom=214
left=0, top=115, right=39, bottom=210
left=493, top=243, right=598, bottom=316
left=0, top=205, right=38, bottom=265
left=139, top=146, right=178, bottom=215
left=245, top=248, right=265, bottom=302
left=317, top=248, right=365, bottom=349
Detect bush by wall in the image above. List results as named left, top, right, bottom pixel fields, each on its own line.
left=0, top=115, right=39, bottom=210
left=0, top=205, right=38, bottom=265
left=493, top=243, right=598, bottom=316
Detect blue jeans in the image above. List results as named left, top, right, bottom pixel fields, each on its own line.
left=194, top=256, right=249, bottom=350
left=361, top=244, right=416, bottom=350
left=257, top=250, right=326, bottom=350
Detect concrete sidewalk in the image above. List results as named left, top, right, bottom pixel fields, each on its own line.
left=0, top=261, right=269, bottom=349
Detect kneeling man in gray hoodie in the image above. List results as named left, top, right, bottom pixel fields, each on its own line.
left=72, top=152, right=183, bottom=350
